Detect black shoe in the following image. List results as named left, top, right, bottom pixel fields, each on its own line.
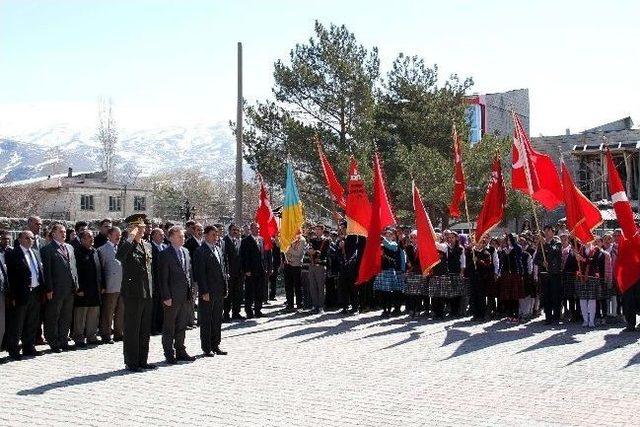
left=232, top=314, right=245, bottom=321
left=141, top=363, right=158, bottom=370
left=223, top=314, right=231, bottom=322
left=102, top=338, right=115, bottom=345
left=269, top=297, right=277, bottom=301
left=75, top=341, right=87, bottom=348
left=51, top=347, right=63, bottom=353
left=23, top=348, right=41, bottom=356
left=203, top=352, right=215, bottom=357
left=113, top=336, right=123, bottom=342
left=245, top=310, right=254, bottom=319
left=126, top=365, right=142, bottom=372
left=166, top=357, right=177, bottom=365
left=9, top=352, right=22, bottom=360
left=254, top=311, right=263, bottom=318
left=214, top=348, right=227, bottom=355
left=61, top=344, right=76, bottom=351
left=176, top=353, right=196, bottom=362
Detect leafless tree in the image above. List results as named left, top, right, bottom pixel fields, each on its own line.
left=96, top=98, right=118, bottom=181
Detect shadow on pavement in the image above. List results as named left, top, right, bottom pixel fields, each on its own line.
left=17, top=369, right=133, bottom=395
left=568, top=332, right=640, bottom=366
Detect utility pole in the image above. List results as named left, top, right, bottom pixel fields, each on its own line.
left=234, top=42, right=244, bottom=224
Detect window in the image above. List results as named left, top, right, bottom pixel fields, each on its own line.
left=109, top=195, right=122, bottom=212
left=80, top=195, right=94, bottom=211
left=133, top=196, right=146, bottom=211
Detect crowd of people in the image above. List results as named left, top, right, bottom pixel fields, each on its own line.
left=1, top=215, right=639, bottom=371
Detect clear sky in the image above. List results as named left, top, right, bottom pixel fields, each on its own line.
left=1, top=0, right=639, bottom=135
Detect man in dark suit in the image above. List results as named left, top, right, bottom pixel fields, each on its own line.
left=240, top=222, right=267, bottom=318
left=0, top=230, right=9, bottom=354
left=194, top=225, right=228, bottom=356
left=149, top=228, right=166, bottom=335
left=116, top=214, right=156, bottom=372
left=5, top=230, right=44, bottom=359
left=159, top=225, right=195, bottom=364
left=93, top=218, right=112, bottom=249
left=40, top=223, right=78, bottom=352
left=223, top=223, right=244, bottom=321
left=13, top=216, right=45, bottom=252
left=183, top=222, right=203, bottom=328
left=70, top=221, right=89, bottom=250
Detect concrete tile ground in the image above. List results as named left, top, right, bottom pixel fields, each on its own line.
left=2, top=299, right=640, bottom=426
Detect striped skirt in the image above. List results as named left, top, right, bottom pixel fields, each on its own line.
left=373, top=270, right=405, bottom=293
left=575, top=276, right=601, bottom=300
left=404, top=273, right=428, bottom=296
left=428, top=274, right=469, bottom=298
left=497, top=272, right=526, bottom=300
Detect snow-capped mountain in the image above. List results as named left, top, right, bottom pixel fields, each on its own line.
left=0, top=122, right=239, bottom=183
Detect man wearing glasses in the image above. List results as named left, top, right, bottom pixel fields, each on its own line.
left=5, top=230, right=44, bottom=359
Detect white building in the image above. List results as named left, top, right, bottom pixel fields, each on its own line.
left=5, top=169, right=154, bottom=221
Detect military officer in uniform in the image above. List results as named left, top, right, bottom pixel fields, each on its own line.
left=116, top=214, right=156, bottom=372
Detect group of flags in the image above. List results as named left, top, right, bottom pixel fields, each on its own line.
left=255, top=113, right=640, bottom=294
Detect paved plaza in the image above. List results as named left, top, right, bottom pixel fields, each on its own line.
left=2, top=299, right=640, bottom=426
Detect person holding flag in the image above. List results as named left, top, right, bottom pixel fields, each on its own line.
left=357, top=153, right=396, bottom=312
left=560, top=160, right=603, bottom=327
left=469, top=157, right=505, bottom=321
left=605, top=149, right=640, bottom=331
left=339, top=158, right=370, bottom=314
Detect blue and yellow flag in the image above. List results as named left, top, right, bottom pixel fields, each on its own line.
left=280, top=163, right=304, bottom=252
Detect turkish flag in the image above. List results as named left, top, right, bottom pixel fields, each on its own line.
left=475, top=157, right=506, bottom=242
left=356, top=153, right=395, bottom=284
left=512, top=113, right=563, bottom=210
left=561, top=161, right=602, bottom=244
left=317, top=143, right=346, bottom=209
left=605, top=148, right=640, bottom=292
left=615, top=236, right=640, bottom=293
left=255, top=176, right=278, bottom=250
left=345, top=157, right=371, bottom=236
left=449, top=125, right=466, bottom=218
left=606, top=149, right=638, bottom=239
left=413, top=181, right=441, bottom=274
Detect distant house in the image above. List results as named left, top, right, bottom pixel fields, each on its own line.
left=465, top=88, right=530, bottom=144
left=531, top=117, right=640, bottom=207
left=4, top=169, right=154, bottom=221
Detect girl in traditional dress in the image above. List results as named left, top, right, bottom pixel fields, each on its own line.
left=498, top=233, right=524, bottom=322
left=560, top=234, right=580, bottom=322
left=445, top=231, right=466, bottom=317
left=518, top=234, right=535, bottom=321
left=373, top=228, right=404, bottom=318
left=577, top=241, right=601, bottom=327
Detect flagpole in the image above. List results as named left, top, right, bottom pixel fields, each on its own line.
left=512, top=109, right=548, bottom=268
left=454, top=123, right=477, bottom=268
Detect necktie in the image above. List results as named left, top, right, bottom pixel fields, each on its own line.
left=0, top=261, right=6, bottom=291
left=26, top=249, right=39, bottom=285
left=178, top=249, right=186, bottom=273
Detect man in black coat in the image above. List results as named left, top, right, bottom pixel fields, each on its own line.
left=223, top=223, right=244, bottom=321
left=40, top=223, right=78, bottom=352
left=72, top=231, right=102, bottom=347
left=194, top=225, right=228, bottom=356
left=116, top=214, right=156, bottom=372
left=5, top=230, right=44, bottom=359
left=240, top=222, right=267, bottom=318
left=93, top=218, right=112, bottom=249
left=159, top=226, right=195, bottom=364
left=149, top=228, right=167, bottom=335
left=183, top=222, right=203, bottom=328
